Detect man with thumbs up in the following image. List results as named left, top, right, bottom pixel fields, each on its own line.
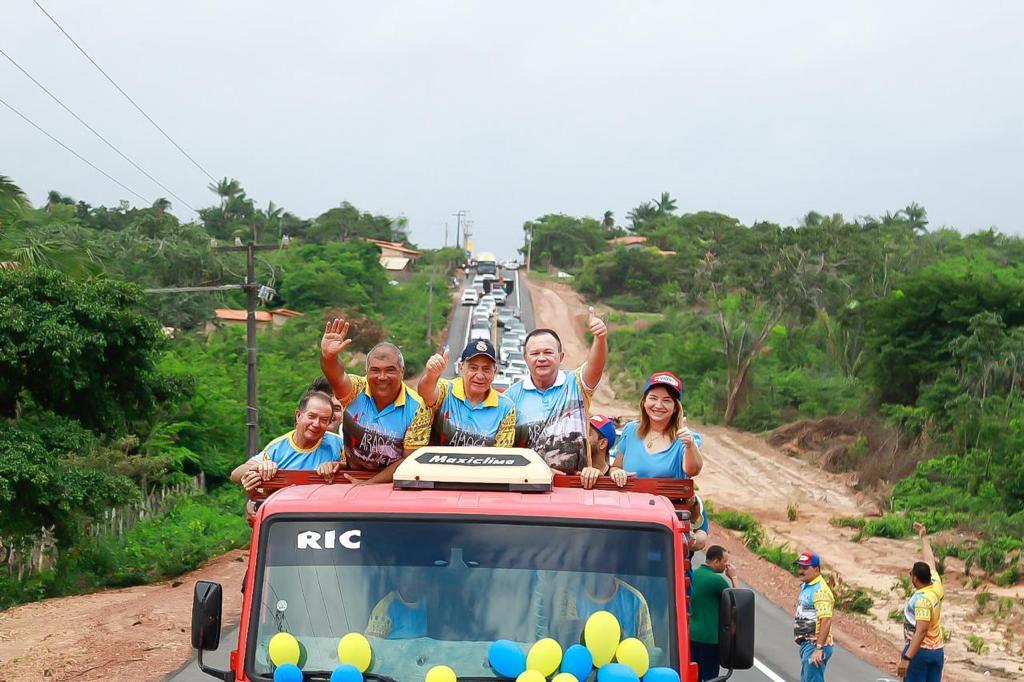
left=320, top=318, right=432, bottom=484
left=505, top=306, right=608, bottom=476
left=418, top=339, right=517, bottom=447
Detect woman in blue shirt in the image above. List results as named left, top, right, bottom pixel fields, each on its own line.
left=609, top=371, right=703, bottom=485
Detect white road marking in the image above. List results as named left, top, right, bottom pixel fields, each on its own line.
left=515, top=269, right=521, bottom=308
left=753, top=657, right=788, bottom=682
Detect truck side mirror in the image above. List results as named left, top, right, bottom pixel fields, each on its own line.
left=718, top=588, right=755, bottom=671
left=192, top=581, right=233, bottom=681
left=192, top=580, right=223, bottom=651
left=503, top=280, right=514, bottom=294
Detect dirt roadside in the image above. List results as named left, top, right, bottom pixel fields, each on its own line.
left=528, top=274, right=1022, bottom=681
left=0, top=550, right=249, bottom=681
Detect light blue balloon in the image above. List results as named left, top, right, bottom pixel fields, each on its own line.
left=642, top=668, right=680, bottom=682
left=274, top=663, right=303, bottom=682
left=488, top=639, right=527, bottom=678
left=332, top=663, right=364, bottom=682
left=562, top=644, right=594, bottom=680
left=597, top=663, right=639, bottom=682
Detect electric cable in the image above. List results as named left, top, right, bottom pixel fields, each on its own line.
left=31, top=0, right=218, bottom=183
left=0, top=94, right=151, bottom=203
left=1, top=46, right=197, bottom=211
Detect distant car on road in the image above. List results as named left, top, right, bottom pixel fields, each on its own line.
left=491, top=376, right=512, bottom=393
left=503, top=259, right=520, bottom=270
left=469, top=327, right=491, bottom=342
left=491, top=289, right=507, bottom=305
left=461, top=289, right=479, bottom=306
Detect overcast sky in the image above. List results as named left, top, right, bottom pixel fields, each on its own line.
left=3, top=1, right=1022, bottom=258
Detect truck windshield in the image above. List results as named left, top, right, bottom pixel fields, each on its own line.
left=247, top=518, right=677, bottom=681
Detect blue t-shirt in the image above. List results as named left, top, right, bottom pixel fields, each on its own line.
left=610, top=421, right=703, bottom=478
left=248, top=430, right=343, bottom=470
left=505, top=368, right=594, bottom=473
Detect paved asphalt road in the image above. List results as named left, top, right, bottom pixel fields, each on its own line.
left=171, top=268, right=890, bottom=682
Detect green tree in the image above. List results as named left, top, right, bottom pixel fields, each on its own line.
left=0, top=268, right=184, bottom=431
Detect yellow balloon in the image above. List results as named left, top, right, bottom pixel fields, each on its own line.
left=584, top=610, right=621, bottom=667
left=527, top=637, right=563, bottom=676
left=426, top=665, right=457, bottom=682
left=268, top=632, right=300, bottom=666
left=337, top=632, right=373, bottom=672
left=615, top=638, right=650, bottom=676
left=516, top=671, right=546, bottom=682
left=552, top=674, right=579, bottom=682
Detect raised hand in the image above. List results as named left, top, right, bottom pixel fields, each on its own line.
left=321, top=318, right=353, bottom=360
left=676, top=417, right=695, bottom=447
left=424, top=346, right=450, bottom=381
left=913, top=521, right=927, bottom=537
left=587, top=306, right=607, bottom=338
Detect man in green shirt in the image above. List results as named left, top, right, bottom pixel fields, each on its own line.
left=689, top=545, right=738, bottom=681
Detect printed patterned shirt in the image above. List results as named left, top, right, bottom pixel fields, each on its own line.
left=505, top=367, right=594, bottom=473
left=428, top=378, right=516, bottom=447
left=365, top=591, right=428, bottom=640
left=794, top=575, right=834, bottom=645
left=903, top=574, right=944, bottom=649
left=553, top=578, right=655, bottom=650
left=247, top=430, right=343, bottom=470
left=340, top=376, right=432, bottom=471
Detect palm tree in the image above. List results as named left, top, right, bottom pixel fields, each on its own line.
left=0, top=175, right=31, bottom=221
left=602, top=210, right=615, bottom=231
left=627, top=201, right=657, bottom=231
left=151, top=198, right=172, bottom=215
left=654, top=191, right=677, bottom=215
left=900, top=202, right=929, bottom=233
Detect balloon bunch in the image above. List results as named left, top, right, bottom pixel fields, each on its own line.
left=267, top=631, right=373, bottom=682
left=486, top=611, right=680, bottom=682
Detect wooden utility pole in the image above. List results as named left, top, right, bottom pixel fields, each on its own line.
left=147, top=240, right=284, bottom=458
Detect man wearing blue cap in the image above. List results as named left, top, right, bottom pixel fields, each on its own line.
left=793, top=550, right=834, bottom=682
left=418, top=339, right=517, bottom=447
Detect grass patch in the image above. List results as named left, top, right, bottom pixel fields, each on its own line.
left=830, top=515, right=866, bottom=529
left=716, top=508, right=760, bottom=532
left=0, top=486, right=249, bottom=609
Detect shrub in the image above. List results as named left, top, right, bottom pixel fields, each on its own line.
left=835, top=585, right=875, bottom=614
left=830, top=516, right=866, bottom=529
left=995, top=563, right=1021, bottom=588
left=755, top=542, right=799, bottom=575
left=975, top=590, right=993, bottom=613
left=787, top=501, right=800, bottom=522
left=888, top=608, right=904, bottom=622
left=966, top=634, right=988, bottom=654
left=860, top=514, right=913, bottom=539
left=892, top=575, right=913, bottom=599
left=742, top=525, right=766, bottom=551
left=716, top=509, right=759, bottom=532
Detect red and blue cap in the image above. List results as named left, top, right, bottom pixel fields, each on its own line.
left=795, top=551, right=821, bottom=567
left=643, top=371, right=683, bottom=400
left=589, top=415, right=617, bottom=449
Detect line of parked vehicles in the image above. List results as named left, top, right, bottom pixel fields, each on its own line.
left=460, top=270, right=527, bottom=392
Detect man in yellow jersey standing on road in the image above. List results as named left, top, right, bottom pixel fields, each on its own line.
left=898, top=522, right=944, bottom=681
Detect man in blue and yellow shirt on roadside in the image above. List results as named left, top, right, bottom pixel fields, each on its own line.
left=898, top=522, right=944, bottom=682
left=417, top=339, right=516, bottom=447
left=320, top=318, right=432, bottom=484
left=793, top=550, right=834, bottom=682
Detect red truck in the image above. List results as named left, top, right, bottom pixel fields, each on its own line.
left=191, top=447, right=754, bottom=682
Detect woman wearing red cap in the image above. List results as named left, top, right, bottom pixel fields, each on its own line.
left=608, top=371, right=703, bottom=486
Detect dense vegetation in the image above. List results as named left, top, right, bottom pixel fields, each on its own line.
left=0, top=175, right=453, bottom=607
left=525, top=196, right=1024, bottom=574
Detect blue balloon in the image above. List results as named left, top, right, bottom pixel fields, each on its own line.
left=642, top=668, right=679, bottom=682
left=597, top=663, right=639, bottom=682
left=332, top=664, right=364, bottom=682
left=274, top=663, right=303, bottom=682
left=488, top=639, right=527, bottom=678
left=562, top=644, right=594, bottom=680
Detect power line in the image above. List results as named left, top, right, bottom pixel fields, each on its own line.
left=0, top=46, right=197, bottom=212
left=31, top=0, right=218, bottom=184
left=0, top=94, right=151, bottom=204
